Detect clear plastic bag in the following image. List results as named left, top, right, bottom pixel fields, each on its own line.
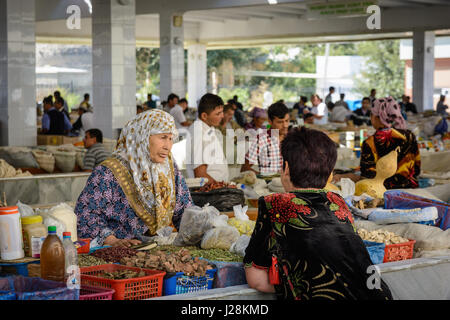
left=174, top=205, right=221, bottom=246
left=200, top=226, right=240, bottom=250
left=16, top=201, right=35, bottom=217
left=229, top=235, right=251, bottom=257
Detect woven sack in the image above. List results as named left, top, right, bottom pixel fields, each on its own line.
left=31, top=150, right=55, bottom=173
left=74, top=147, right=87, bottom=169
left=53, top=150, right=76, bottom=173
left=190, top=187, right=245, bottom=212
left=0, top=147, right=39, bottom=168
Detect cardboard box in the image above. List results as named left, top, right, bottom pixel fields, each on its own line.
left=37, top=134, right=81, bottom=146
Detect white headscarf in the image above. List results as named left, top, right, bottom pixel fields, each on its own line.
left=113, top=109, right=179, bottom=228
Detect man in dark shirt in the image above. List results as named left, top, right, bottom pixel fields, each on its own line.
left=229, top=98, right=247, bottom=128
left=399, top=95, right=418, bottom=114
left=351, top=97, right=372, bottom=126
left=144, top=93, right=157, bottom=110
left=41, top=96, right=72, bottom=135
left=293, top=96, right=308, bottom=117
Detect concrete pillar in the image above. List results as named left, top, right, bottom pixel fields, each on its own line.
left=412, top=30, right=435, bottom=112
left=92, top=0, right=136, bottom=140
left=159, top=11, right=185, bottom=102
left=0, top=0, right=36, bottom=146
left=187, top=44, right=207, bottom=107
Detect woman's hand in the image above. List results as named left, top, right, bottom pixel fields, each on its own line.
left=104, top=235, right=142, bottom=248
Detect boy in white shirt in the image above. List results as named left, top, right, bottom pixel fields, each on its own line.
left=187, top=93, right=229, bottom=183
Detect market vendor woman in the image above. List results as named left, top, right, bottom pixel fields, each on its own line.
left=334, top=97, right=421, bottom=189
left=244, top=127, right=392, bottom=300
left=75, top=110, right=193, bottom=247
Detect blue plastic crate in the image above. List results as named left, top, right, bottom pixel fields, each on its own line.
left=163, top=269, right=217, bottom=296
left=363, top=240, right=386, bottom=265
left=0, top=290, right=16, bottom=300
left=0, top=261, right=40, bottom=277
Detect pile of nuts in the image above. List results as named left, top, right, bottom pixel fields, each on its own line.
left=357, top=228, right=409, bottom=245
left=90, top=247, right=138, bottom=263
left=120, top=248, right=213, bottom=277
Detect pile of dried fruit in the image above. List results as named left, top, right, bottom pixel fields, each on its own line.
left=120, top=248, right=213, bottom=276
left=357, top=228, right=409, bottom=245
left=196, top=181, right=237, bottom=192
left=90, top=247, right=138, bottom=263
left=97, top=269, right=146, bottom=280
left=78, top=254, right=108, bottom=267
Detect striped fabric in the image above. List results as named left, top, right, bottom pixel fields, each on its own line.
left=83, top=143, right=110, bottom=170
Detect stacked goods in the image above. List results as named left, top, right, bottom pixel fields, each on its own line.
left=120, top=248, right=214, bottom=277
left=357, top=228, right=409, bottom=245
left=90, top=247, right=138, bottom=263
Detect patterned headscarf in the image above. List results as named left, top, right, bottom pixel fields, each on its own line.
left=113, top=109, right=179, bottom=229
left=371, top=97, right=407, bottom=130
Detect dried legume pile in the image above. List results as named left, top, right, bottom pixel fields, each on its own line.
left=90, top=247, right=138, bottom=263
left=98, top=270, right=146, bottom=280
left=147, top=245, right=243, bottom=262
left=78, top=254, right=108, bottom=267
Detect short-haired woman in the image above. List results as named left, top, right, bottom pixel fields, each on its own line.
left=244, top=126, right=392, bottom=300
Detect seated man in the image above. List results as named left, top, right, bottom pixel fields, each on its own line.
left=187, top=93, right=229, bottom=183
left=41, top=96, right=72, bottom=135
left=82, top=129, right=110, bottom=171
left=241, top=102, right=290, bottom=175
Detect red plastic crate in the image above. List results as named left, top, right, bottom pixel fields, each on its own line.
left=79, top=285, right=115, bottom=300
left=383, top=239, right=416, bottom=263
left=80, top=264, right=165, bottom=300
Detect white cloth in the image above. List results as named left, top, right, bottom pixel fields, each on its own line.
left=169, top=104, right=187, bottom=129
left=81, top=112, right=95, bottom=133
left=311, top=102, right=329, bottom=125
left=186, top=119, right=229, bottom=182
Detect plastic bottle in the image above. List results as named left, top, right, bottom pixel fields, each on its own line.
left=40, top=226, right=65, bottom=282
left=0, top=206, right=25, bottom=260
left=62, top=232, right=80, bottom=289
left=239, top=184, right=260, bottom=199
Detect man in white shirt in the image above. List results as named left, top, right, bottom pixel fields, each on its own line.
left=187, top=93, right=229, bottom=183
left=167, top=93, right=191, bottom=129
left=310, top=94, right=329, bottom=125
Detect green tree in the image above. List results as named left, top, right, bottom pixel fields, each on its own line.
left=354, top=40, right=405, bottom=99
left=136, top=47, right=160, bottom=100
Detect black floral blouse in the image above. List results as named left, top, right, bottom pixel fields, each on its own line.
left=244, top=190, right=393, bottom=300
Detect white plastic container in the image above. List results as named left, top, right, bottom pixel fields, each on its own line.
left=0, top=206, right=25, bottom=260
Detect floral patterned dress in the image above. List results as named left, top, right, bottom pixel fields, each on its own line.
left=243, top=190, right=392, bottom=300
left=75, top=162, right=193, bottom=246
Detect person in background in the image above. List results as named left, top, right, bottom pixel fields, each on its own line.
left=292, top=96, right=308, bottom=116
left=233, top=95, right=244, bottom=111
left=54, top=90, right=70, bottom=115
left=245, top=107, right=268, bottom=130
left=325, top=86, right=335, bottom=105
left=82, top=129, right=110, bottom=172
left=41, top=96, right=72, bottom=135
left=437, top=95, right=449, bottom=116
left=303, top=113, right=315, bottom=125
left=137, top=105, right=144, bottom=114
left=229, top=99, right=247, bottom=128
left=75, top=110, right=193, bottom=247
left=351, top=97, right=372, bottom=126
left=244, top=126, right=393, bottom=300
left=168, top=94, right=191, bottom=128
left=329, top=100, right=351, bottom=123
left=188, top=93, right=229, bottom=183
left=79, top=93, right=91, bottom=110
left=179, top=98, right=189, bottom=113
left=55, top=96, right=70, bottom=120
left=399, top=95, right=417, bottom=115
left=310, top=94, right=329, bottom=125
left=219, top=103, right=240, bottom=136
left=144, top=93, right=157, bottom=110
left=71, top=105, right=94, bottom=136
left=334, top=97, right=420, bottom=190
left=241, top=102, right=290, bottom=175
left=369, top=89, right=377, bottom=104
left=334, top=93, right=349, bottom=110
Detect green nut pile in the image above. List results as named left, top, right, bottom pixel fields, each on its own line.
left=78, top=254, right=108, bottom=267
left=147, top=245, right=243, bottom=262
